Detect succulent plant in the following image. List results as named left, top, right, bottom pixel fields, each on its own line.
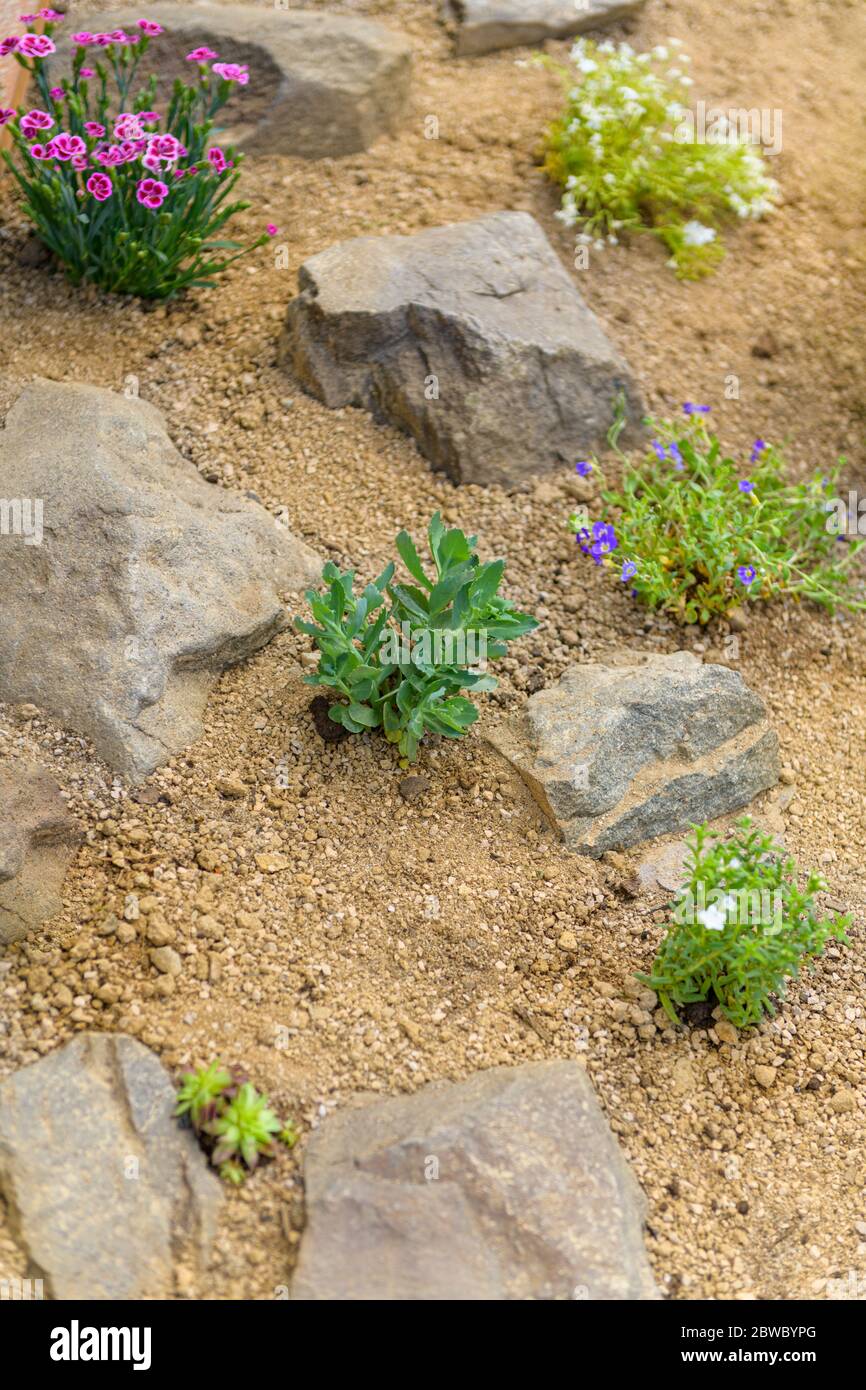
left=175, top=1063, right=298, bottom=1184
left=205, top=1081, right=284, bottom=1171
left=174, top=1059, right=232, bottom=1131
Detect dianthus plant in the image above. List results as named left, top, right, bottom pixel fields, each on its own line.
left=296, top=513, right=538, bottom=763
left=638, top=818, right=849, bottom=1029
left=539, top=37, right=778, bottom=277
left=569, top=405, right=866, bottom=624
left=0, top=14, right=274, bottom=297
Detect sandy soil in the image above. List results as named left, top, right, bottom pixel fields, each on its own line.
left=1, top=0, right=865, bottom=1300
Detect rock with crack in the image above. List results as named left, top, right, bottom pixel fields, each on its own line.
left=445, top=0, right=648, bottom=56
left=0, top=380, right=322, bottom=782
left=281, top=210, right=642, bottom=487
left=291, top=1061, right=659, bottom=1300
left=488, top=650, right=780, bottom=855
left=57, top=5, right=412, bottom=157
left=0, top=1034, right=220, bottom=1300
left=0, top=760, right=83, bottom=945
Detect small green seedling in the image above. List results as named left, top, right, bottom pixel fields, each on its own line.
left=175, top=1062, right=297, bottom=1185
left=174, top=1059, right=231, bottom=1130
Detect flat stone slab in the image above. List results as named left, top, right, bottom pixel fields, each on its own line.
left=0, top=1034, right=220, bottom=1300
left=446, top=0, right=648, bottom=57
left=0, top=760, right=82, bottom=945
left=0, top=381, right=322, bottom=783
left=282, top=211, right=642, bottom=487
left=61, top=5, right=411, bottom=157
left=292, top=1061, right=659, bottom=1300
left=489, top=650, right=780, bottom=855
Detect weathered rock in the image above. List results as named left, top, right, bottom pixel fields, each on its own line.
left=488, top=650, right=779, bottom=855
left=636, top=838, right=691, bottom=894
left=0, top=761, right=82, bottom=944
left=0, top=381, right=321, bottom=782
left=0, top=1034, right=219, bottom=1300
left=281, top=211, right=642, bottom=487
left=446, top=0, right=648, bottom=56
left=61, top=6, right=411, bottom=157
left=292, top=1061, right=659, bottom=1300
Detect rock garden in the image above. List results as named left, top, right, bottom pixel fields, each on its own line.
left=0, top=0, right=865, bottom=1304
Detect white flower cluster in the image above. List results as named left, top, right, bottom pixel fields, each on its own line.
left=545, top=37, right=779, bottom=274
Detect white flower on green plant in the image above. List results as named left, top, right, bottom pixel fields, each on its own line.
left=682, top=220, right=717, bottom=247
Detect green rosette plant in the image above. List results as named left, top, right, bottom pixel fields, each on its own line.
left=175, top=1063, right=298, bottom=1186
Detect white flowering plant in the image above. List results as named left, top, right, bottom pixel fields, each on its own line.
left=638, top=818, right=849, bottom=1029
left=539, top=38, right=778, bottom=277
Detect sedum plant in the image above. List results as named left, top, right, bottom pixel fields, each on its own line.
left=208, top=1083, right=297, bottom=1186
left=569, top=405, right=866, bottom=624
left=296, top=513, right=538, bottom=763
left=539, top=37, right=778, bottom=277
left=0, top=13, right=274, bottom=297
left=638, top=818, right=849, bottom=1029
left=174, top=1059, right=232, bottom=1131
left=175, top=1063, right=297, bottom=1186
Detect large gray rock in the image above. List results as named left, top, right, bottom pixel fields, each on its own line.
left=489, top=650, right=780, bottom=855
left=62, top=6, right=411, bottom=157
left=292, top=1061, right=659, bottom=1300
left=281, top=211, right=642, bottom=487
left=0, top=1034, right=219, bottom=1300
left=0, top=761, right=82, bottom=945
left=446, top=0, right=648, bottom=56
left=0, top=380, right=322, bottom=782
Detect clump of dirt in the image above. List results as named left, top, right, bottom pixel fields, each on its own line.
left=309, top=696, right=350, bottom=745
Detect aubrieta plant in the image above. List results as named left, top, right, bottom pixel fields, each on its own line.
left=0, top=13, right=275, bottom=297
left=296, top=513, right=538, bottom=763
left=638, top=818, right=849, bottom=1029
left=539, top=37, right=778, bottom=277
left=175, top=1062, right=297, bottom=1186
left=569, top=405, right=866, bottom=624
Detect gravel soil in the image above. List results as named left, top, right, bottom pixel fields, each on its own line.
left=1, top=0, right=865, bottom=1301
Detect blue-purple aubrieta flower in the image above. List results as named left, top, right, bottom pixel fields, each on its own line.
left=683, top=402, right=711, bottom=415
left=737, top=564, right=756, bottom=585
left=588, top=520, right=617, bottom=565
